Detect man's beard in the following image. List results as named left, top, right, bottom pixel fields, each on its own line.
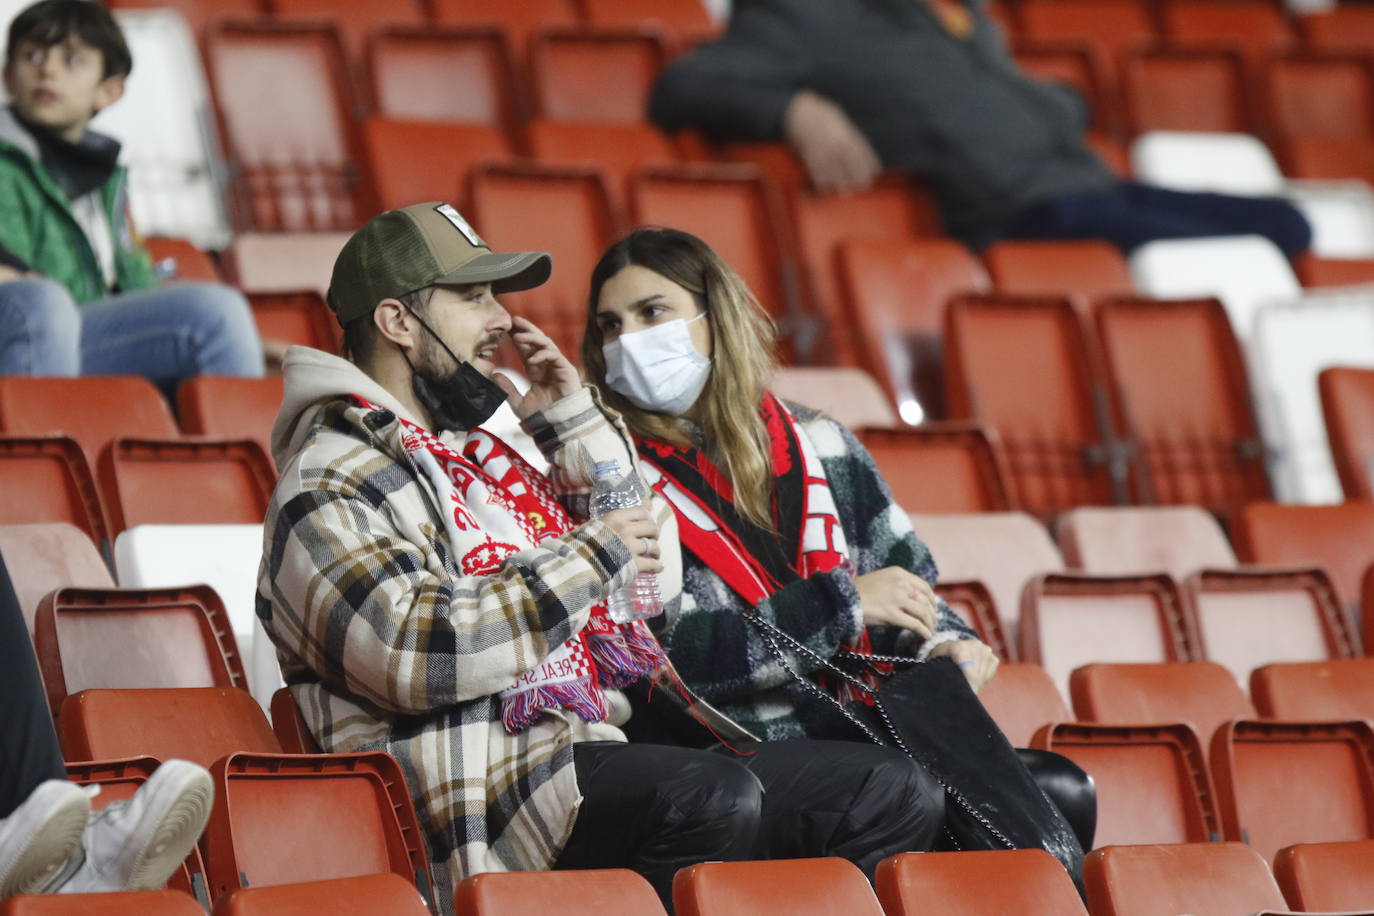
left=408, top=329, right=508, bottom=431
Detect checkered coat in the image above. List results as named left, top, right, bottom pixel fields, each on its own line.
left=256, top=347, right=692, bottom=914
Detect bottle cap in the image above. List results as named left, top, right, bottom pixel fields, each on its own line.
left=593, top=459, right=622, bottom=479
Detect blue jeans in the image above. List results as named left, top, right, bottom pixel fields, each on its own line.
left=1000, top=181, right=1314, bottom=256
left=0, top=278, right=265, bottom=397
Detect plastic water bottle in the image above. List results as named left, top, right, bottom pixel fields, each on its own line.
left=589, top=459, right=663, bottom=622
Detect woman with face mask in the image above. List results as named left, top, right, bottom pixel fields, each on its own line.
left=582, top=227, right=1097, bottom=869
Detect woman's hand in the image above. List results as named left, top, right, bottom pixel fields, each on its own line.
left=928, top=639, right=999, bottom=694
left=493, top=316, right=581, bottom=418
left=597, top=506, right=664, bottom=576
left=855, top=567, right=938, bottom=638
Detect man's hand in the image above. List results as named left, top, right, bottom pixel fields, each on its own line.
left=856, top=566, right=938, bottom=638
left=598, top=506, right=664, bottom=576
left=492, top=316, right=581, bottom=419
left=928, top=639, right=999, bottom=693
left=783, top=90, right=883, bottom=193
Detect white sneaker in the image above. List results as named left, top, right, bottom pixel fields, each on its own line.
left=0, top=780, right=90, bottom=900
left=58, top=759, right=213, bottom=894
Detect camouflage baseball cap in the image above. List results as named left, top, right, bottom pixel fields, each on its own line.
left=326, top=202, right=552, bottom=326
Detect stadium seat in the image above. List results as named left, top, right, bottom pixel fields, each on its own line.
left=1015, top=0, right=1156, bottom=77
left=34, top=585, right=246, bottom=715
left=909, top=511, right=1064, bottom=645
left=363, top=117, right=510, bottom=212
left=836, top=239, right=991, bottom=424
left=106, top=0, right=263, bottom=38
left=212, top=874, right=432, bottom=915
left=1319, top=367, right=1374, bottom=501
left=1069, top=662, right=1255, bottom=750
left=268, top=0, right=424, bottom=66
left=1158, top=0, right=1295, bottom=70
left=1283, top=135, right=1374, bottom=185
left=247, top=290, right=341, bottom=353
left=581, top=0, right=719, bottom=48
left=1273, top=839, right=1374, bottom=912
left=1012, top=41, right=1112, bottom=135
left=269, top=687, right=323, bottom=753
left=144, top=237, right=220, bottom=282
left=204, top=21, right=372, bottom=231
left=57, top=687, right=281, bottom=768
left=858, top=424, right=1014, bottom=513
left=1120, top=48, right=1252, bottom=136
left=1211, top=719, right=1374, bottom=862
left=936, top=580, right=1012, bottom=661
left=455, top=869, right=666, bottom=915
left=1251, top=658, right=1374, bottom=721
left=0, top=437, right=109, bottom=549
left=1020, top=573, right=1198, bottom=699
left=527, top=119, right=678, bottom=208
left=224, top=232, right=348, bottom=295
left=981, top=240, right=1133, bottom=305
left=1093, top=296, right=1270, bottom=517
left=673, top=858, right=884, bottom=916
left=1234, top=501, right=1374, bottom=623
left=0, top=892, right=204, bottom=915
left=1084, top=842, right=1288, bottom=916
left=1267, top=51, right=1374, bottom=140
left=768, top=366, right=899, bottom=430
left=1302, top=5, right=1374, bottom=54
left=788, top=181, right=940, bottom=365
left=1085, top=131, right=1131, bottom=177
left=96, top=438, right=275, bottom=533
left=177, top=376, right=284, bottom=458
left=0, top=523, right=112, bottom=635
left=944, top=293, right=1119, bottom=514
left=466, top=161, right=620, bottom=358
left=1184, top=567, right=1358, bottom=685
left=0, top=376, right=179, bottom=466
left=875, top=849, right=1087, bottom=916
left=530, top=27, right=669, bottom=122
left=1055, top=506, right=1236, bottom=581
left=1031, top=722, right=1221, bottom=846
left=430, top=0, right=578, bottom=64
left=201, top=752, right=434, bottom=906
left=1130, top=131, right=1285, bottom=197
left=367, top=26, right=523, bottom=129
left=976, top=662, right=1070, bottom=746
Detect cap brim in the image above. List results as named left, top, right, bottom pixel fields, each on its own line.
left=435, top=250, right=553, bottom=294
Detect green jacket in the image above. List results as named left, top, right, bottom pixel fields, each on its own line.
left=0, top=106, right=157, bottom=303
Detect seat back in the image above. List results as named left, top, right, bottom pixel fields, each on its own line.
left=1234, top=501, right=1374, bottom=620
left=0, top=437, right=109, bottom=547
left=1056, top=506, right=1236, bottom=581
left=202, top=753, right=434, bottom=907
left=226, top=232, right=349, bottom=296
left=455, top=869, right=667, bottom=915
left=1273, top=839, right=1374, bottom=912
left=976, top=662, right=1070, bottom=747
left=1121, top=48, right=1251, bottom=135
left=1185, top=568, right=1357, bottom=684
left=1302, top=5, right=1374, bottom=53
left=581, top=0, right=717, bottom=47
left=1012, top=41, right=1111, bottom=134
left=367, top=26, right=522, bottom=128
left=430, top=0, right=578, bottom=63
left=363, top=117, right=510, bottom=211
left=0, top=523, right=112, bottom=635
left=530, top=27, right=668, bottom=122
left=944, top=294, right=1115, bottom=514
left=1267, top=51, right=1374, bottom=139
left=1159, top=0, right=1295, bottom=65
left=1070, top=662, right=1255, bottom=748
left=859, top=424, right=1013, bottom=513
left=269, top=0, right=424, bottom=64
left=837, top=239, right=990, bottom=423
left=1211, top=719, right=1374, bottom=862
left=981, top=240, right=1132, bottom=304
left=875, top=849, right=1087, bottom=916
left=0, top=376, right=179, bottom=466
left=1016, top=0, right=1156, bottom=71
left=97, top=439, right=276, bottom=533
left=211, top=873, right=431, bottom=915
left=1251, top=658, right=1374, bottom=721
left=177, top=376, right=283, bottom=459
left=1286, top=135, right=1374, bottom=184
left=1094, top=296, right=1269, bottom=516
left=246, top=290, right=340, bottom=353
left=526, top=119, right=677, bottom=206
left=768, top=367, right=898, bottom=430
left=0, top=891, right=205, bottom=915
left=936, top=580, right=1012, bottom=660
left=1130, top=130, right=1287, bottom=195
left=1084, top=842, right=1287, bottom=916
left=1321, top=366, right=1374, bottom=501
left=269, top=687, right=323, bottom=753
left=672, top=858, right=884, bottom=916
left=1021, top=573, right=1198, bottom=699
left=58, top=687, right=281, bottom=768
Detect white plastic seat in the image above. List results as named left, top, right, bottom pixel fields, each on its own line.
left=1055, top=506, right=1237, bottom=580
left=770, top=367, right=899, bottom=429
left=226, top=232, right=352, bottom=295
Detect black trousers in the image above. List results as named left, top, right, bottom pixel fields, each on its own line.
left=554, top=739, right=944, bottom=909
left=0, top=554, right=68, bottom=819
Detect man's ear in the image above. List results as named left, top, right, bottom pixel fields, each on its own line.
left=91, top=73, right=125, bottom=115
left=373, top=298, right=417, bottom=350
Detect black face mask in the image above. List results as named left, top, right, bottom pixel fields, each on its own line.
left=401, top=308, right=507, bottom=432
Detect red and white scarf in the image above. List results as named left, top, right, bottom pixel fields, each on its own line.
left=355, top=396, right=666, bottom=734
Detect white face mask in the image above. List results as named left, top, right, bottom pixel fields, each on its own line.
left=603, top=313, right=710, bottom=415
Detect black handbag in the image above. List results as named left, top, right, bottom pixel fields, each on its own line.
left=745, top=614, right=1086, bottom=890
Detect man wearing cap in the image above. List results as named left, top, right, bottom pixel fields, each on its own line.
left=254, top=202, right=778, bottom=912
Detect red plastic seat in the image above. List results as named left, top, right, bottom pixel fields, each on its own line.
left=201, top=752, right=433, bottom=906
left=1120, top=47, right=1252, bottom=135
left=581, top=0, right=719, bottom=48
left=268, top=0, right=424, bottom=65
left=0, top=437, right=109, bottom=548
left=1084, top=842, right=1287, bottom=916
left=212, top=874, right=431, bottom=915
left=367, top=26, right=523, bottom=130
left=455, top=869, right=666, bottom=915
left=976, top=662, right=1070, bottom=746
left=1273, top=839, right=1374, bottom=912
left=945, top=294, right=1117, bottom=514
left=1020, top=573, right=1199, bottom=699
left=1015, top=0, right=1156, bottom=75
left=1282, top=135, right=1374, bottom=184
left=858, top=423, right=1013, bottom=513
left=1055, top=506, right=1237, bottom=581
left=1302, top=5, right=1374, bottom=54
left=1012, top=41, right=1112, bottom=134
left=1251, top=658, right=1374, bottom=721
left=1211, top=719, right=1374, bottom=862
left=96, top=438, right=276, bottom=534
left=223, top=232, right=349, bottom=296
left=1266, top=51, right=1374, bottom=139
left=1031, top=722, right=1221, bottom=846
left=0, top=523, right=112, bottom=635
left=1069, top=661, right=1255, bottom=750
left=205, top=20, right=372, bottom=231
left=0, top=891, right=204, bottom=915
left=177, top=376, right=285, bottom=458
left=876, top=849, right=1087, bottom=916
left=1319, top=367, right=1374, bottom=501
left=836, top=239, right=991, bottom=422
left=527, top=119, right=678, bottom=208
left=936, top=580, right=1013, bottom=661
left=247, top=290, right=340, bottom=354
left=0, top=376, right=179, bottom=466
left=269, top=687, right=323, bottom=754
left=35, top=585, right=245, bottom=715
left=981, top=240, right=1132, bottom=306
left=144, top=237, right=221, bottom=283
left=530, top=27, right=669, bottom=122
left=1159, top=0, right=1295, bottom=69
left=362, top=117, right=509, bottom=212
left=673, top=858, right=884, bottom=916
left=768, top=366, right=898, bottom=430
left=1184, top=567, right=1358, bottom=685
left=1094, top=297, right=1270, bottom=518
left=58, top=687, right=281, bottom=768
left=430, top=0, right=578, bottom=63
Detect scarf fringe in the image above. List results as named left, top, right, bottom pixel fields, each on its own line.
left=501, top=677, right=611, bottom=733
left=586, top=622, right=667, bottom=688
